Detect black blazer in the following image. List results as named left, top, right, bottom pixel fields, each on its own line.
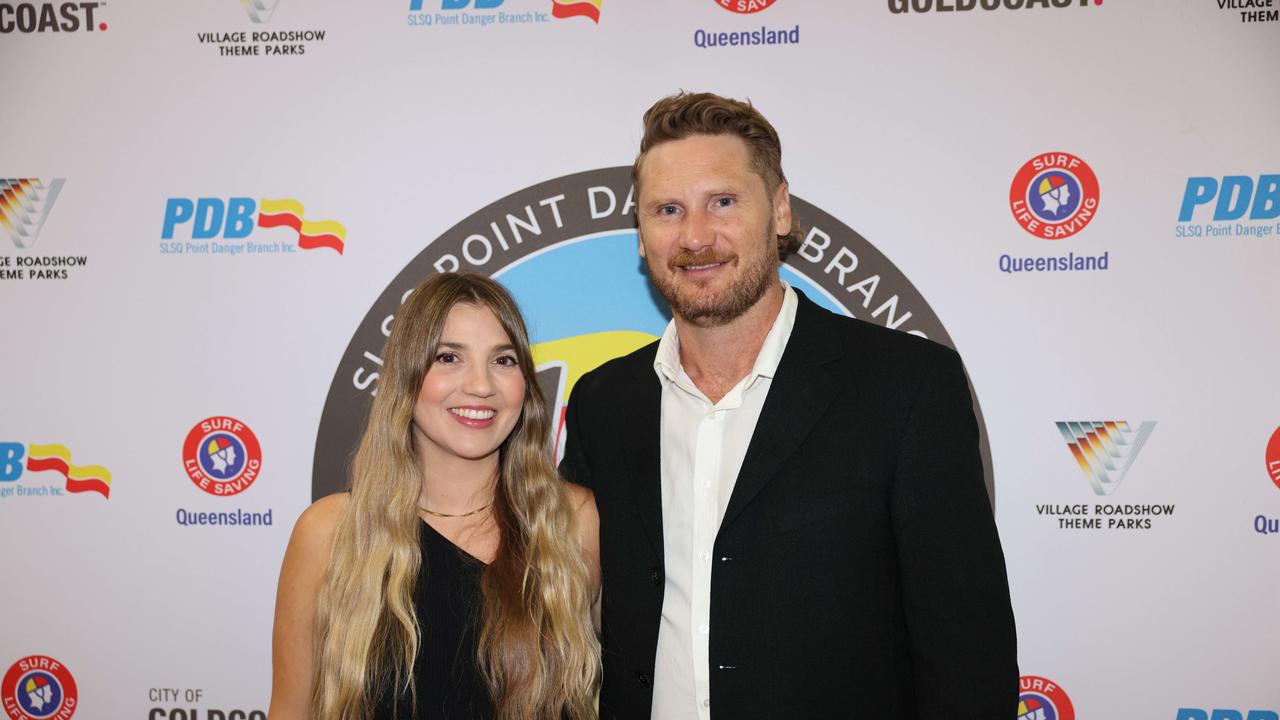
left=560, top=291, right=1017, bottom=720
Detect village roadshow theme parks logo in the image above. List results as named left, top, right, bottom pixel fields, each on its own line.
left=1213, top=0, right=1278, bottom=23
left=312, top=166, right=996, bottom=507
left=0, top=178, right=89, bottom=282
left=196, top=0, right=326, bottom=57
left=1036, top=420, right=1175, bottom=531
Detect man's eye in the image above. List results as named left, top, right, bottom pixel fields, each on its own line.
left=715, top=197, right=734, bottom=208
left=660, top=205, right=679, bottom=216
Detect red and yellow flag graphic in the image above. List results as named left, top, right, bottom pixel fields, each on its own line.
left=25, top=444, right=112, bottom=498
left=551, top=0, right=602, bottom=22
left=257, top=199, right=346, bottom=254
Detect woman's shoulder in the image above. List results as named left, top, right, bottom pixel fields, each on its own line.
left=563, top=482, right=598, bottom=551
left=289, top=492, right=349, bottom=552
left=563, top=481, right=595, bottom=516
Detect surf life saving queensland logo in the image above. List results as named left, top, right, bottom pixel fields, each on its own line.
left=1258, top=425, right=1280, bottom=538
left=311, top=166, right=997, bottom=509
left=178, top=416, right=273, bottom=528
left=1018, top=675, right=1074, bottom=720
left=1000, top=152, right=1107, bottom=276
left=696, top=0, right=799, bottom=49
left=160, top=196, right=346, bottom=256
left=1035, top=420, right=1175, bottom=531
left=0, top=178, right=88, bottom=282
left=0, top=442, right=111, bottom=500
left=196, top=0, right=327, bottom=57
left=2, top=655, right=78, bottom=720
left=408, top=0, right=600, bottom=28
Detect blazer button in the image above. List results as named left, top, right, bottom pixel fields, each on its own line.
left=637, top=672, right=651, bottom=686
left=649, top=568, right=662, bottom=586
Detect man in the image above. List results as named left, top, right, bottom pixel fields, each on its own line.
left=560, top=92, right=1017, bottom=719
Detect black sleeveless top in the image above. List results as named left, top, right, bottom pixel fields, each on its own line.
left=373, top=521, right=493, bottom=720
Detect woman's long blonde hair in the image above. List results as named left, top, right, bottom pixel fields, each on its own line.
left=311, top=272, right=599, bottom=720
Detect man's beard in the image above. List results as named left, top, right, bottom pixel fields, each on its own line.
left=645, top=239, right=778, bottom=327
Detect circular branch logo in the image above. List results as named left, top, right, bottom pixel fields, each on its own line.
left=1010, top=152, right=1100, bottom=240
left=3, top=656, right=78, bottom=720
left=312, top=167, right=993, bottom=507
left=183, top=417, right=262, bottom=496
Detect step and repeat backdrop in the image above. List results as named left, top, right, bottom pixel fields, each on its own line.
left=2, top=0, right=1278, bottom=718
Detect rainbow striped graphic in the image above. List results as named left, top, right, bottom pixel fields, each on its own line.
left=0, top=178, right=65, bottom=249
left=25, top=443, right=113, bottom=498
left=1056, top=420, right=1156, bottom=496
left=257, top=198, right=346, bottom=254
left=551, top=0, right=602, bottom=23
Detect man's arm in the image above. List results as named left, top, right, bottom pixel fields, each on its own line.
left=891, top=348, right=1018, bottom=718
left=558, top=383, right=594, bottom=490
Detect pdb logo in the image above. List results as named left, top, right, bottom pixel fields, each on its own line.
left=0, top=442, right=112, bottom=498
left=408, top=0, right=503, bottom=9
left=2, top=655, right=78, bottom=720
left=1178, top=175, right=1280, bottom=222
left=1176, top=711, right=1278, bottom=720
left=160, top=197, right=346, bottom=253
left=182, top=417, right=262, bottom=497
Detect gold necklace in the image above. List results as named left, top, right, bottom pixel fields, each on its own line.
left=418, top=501, right=492, bottom=519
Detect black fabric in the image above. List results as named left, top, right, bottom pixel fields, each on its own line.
left=373, top=521, right=492, bottom=720
left=559, top=289, right=1019, bottom=720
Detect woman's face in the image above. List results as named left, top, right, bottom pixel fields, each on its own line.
left=412, top=302, right=527, bottom=469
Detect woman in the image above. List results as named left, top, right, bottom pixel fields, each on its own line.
left=269, top=272, right=600, bottom=720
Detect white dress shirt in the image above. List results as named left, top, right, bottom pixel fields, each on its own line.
left=649, top=284, right=798, bottom=720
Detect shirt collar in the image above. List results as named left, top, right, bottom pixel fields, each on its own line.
left=653, top=282, right=798, bottom=389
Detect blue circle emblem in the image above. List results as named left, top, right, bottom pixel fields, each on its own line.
left=16, top=671, right=63, bottom=718
left=1026, top=170, right=1082, bottom=223
left=197, top=432, right=249, bottom=480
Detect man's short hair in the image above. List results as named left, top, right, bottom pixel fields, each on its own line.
left=634, top=91, right=801, bottom=257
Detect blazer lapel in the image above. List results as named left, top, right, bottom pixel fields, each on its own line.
left=719, top=292, right=844, bottom=533
left=620, top=352, right=665, bottom=564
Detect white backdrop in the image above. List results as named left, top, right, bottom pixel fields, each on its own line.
left=2, top=1, right=1279, bottom=718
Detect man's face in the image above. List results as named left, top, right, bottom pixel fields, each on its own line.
left=636, top=134, right=791, bottom=327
